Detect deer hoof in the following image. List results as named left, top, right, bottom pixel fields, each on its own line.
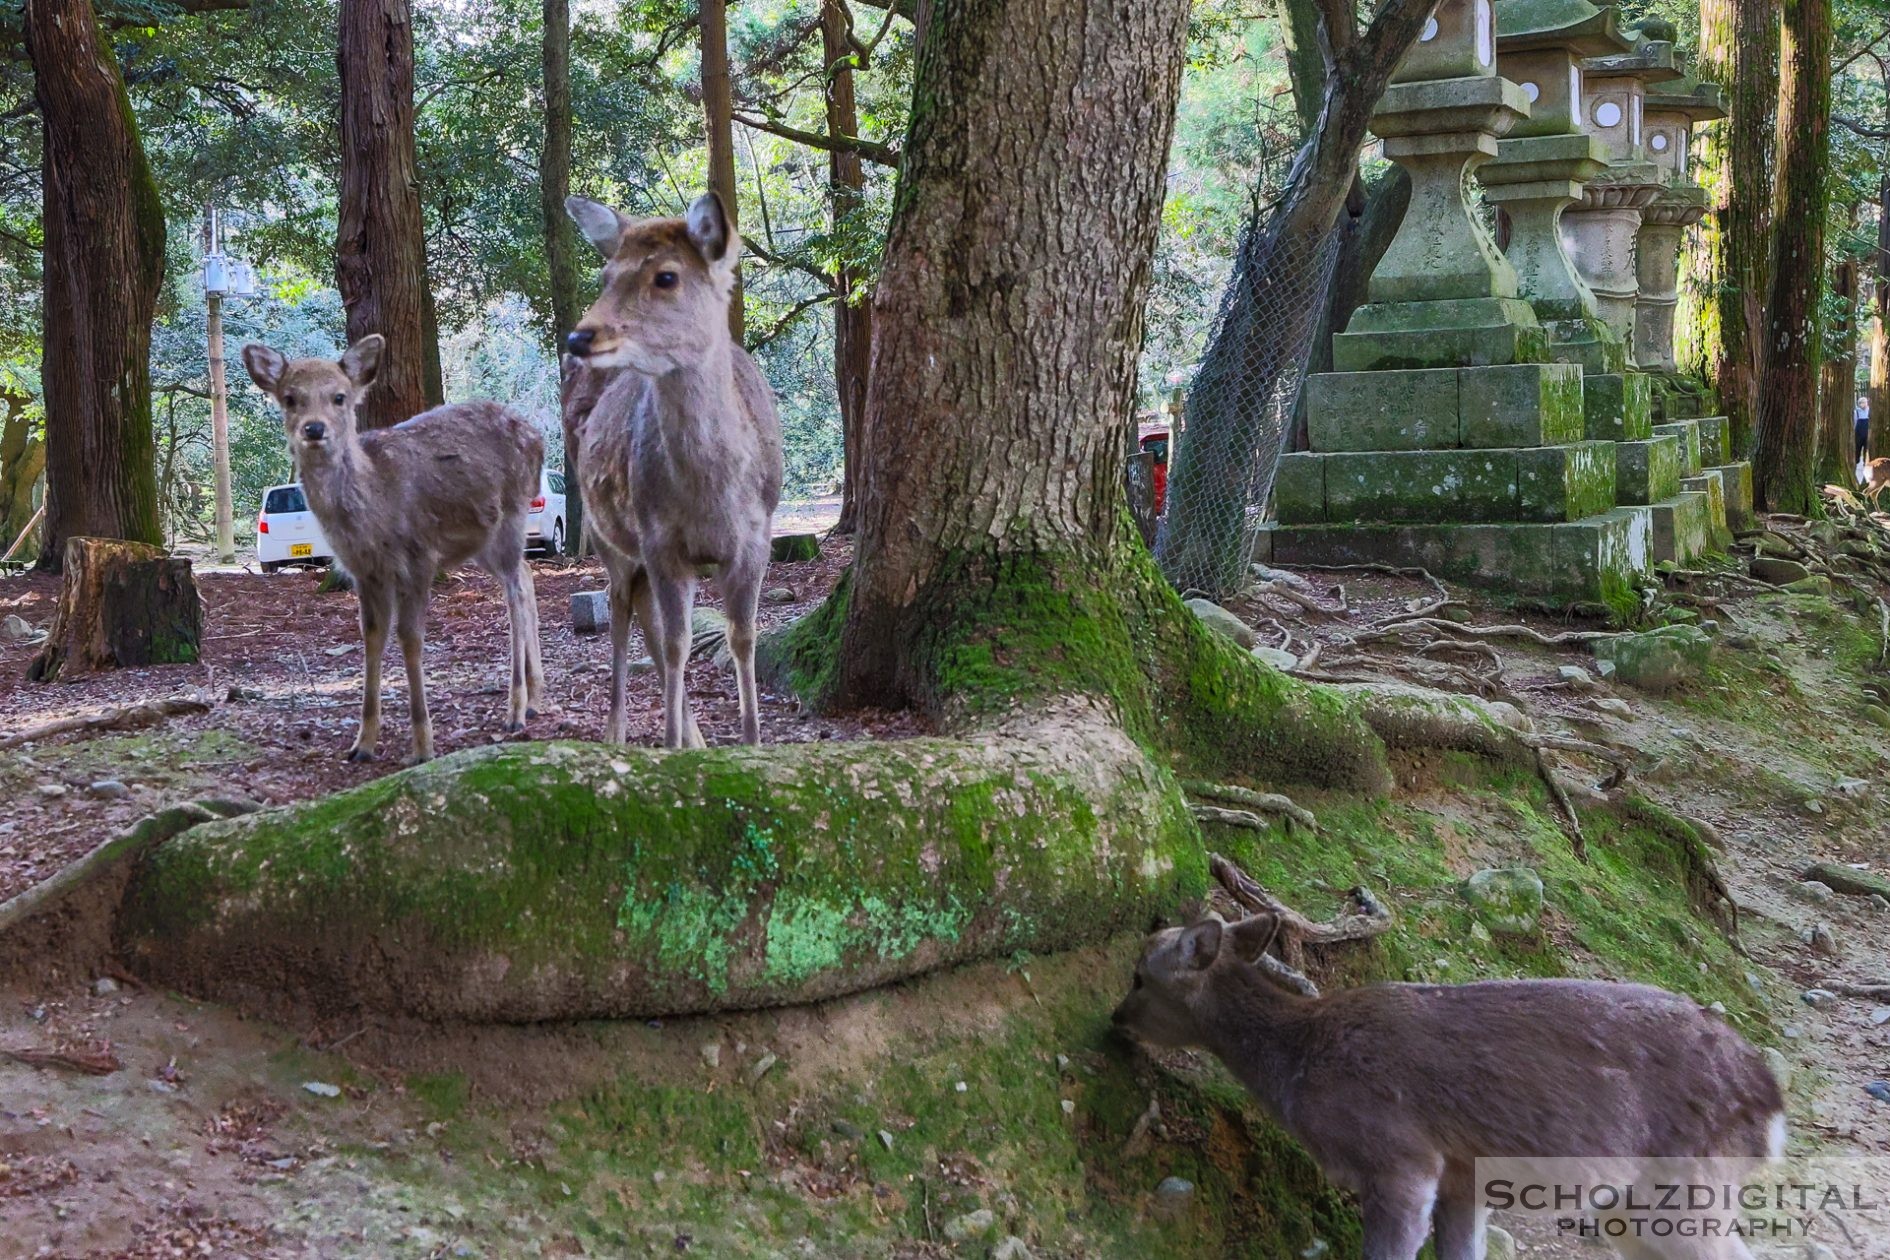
left=524, top=705, right=540, bottom=720
left=343, top=747, right=376, bottom=763
left=503, top=721, right=526, bottom=734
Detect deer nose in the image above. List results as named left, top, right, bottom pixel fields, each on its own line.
left=565, top=329, right=596, bottom=356
left=302, top=421, right=327, bottom=441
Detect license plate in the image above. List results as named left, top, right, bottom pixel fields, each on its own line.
left=290, top=543, right=313, bottom=558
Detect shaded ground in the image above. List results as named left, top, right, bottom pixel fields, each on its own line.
left=3, top=526, right=1890, bottom=1256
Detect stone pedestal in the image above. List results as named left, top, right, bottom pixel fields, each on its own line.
left=1560, top=170, right=1663, bottom=355
left=1633, top=186, right=1706, bottom=372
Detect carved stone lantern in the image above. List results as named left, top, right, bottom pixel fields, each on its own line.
left=1634, top=75, right=1726, bottom=374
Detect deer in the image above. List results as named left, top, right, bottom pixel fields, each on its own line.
left=561, top=190, right=783, bottom=748
left=1861, top=456, right=1890, bottom=508
left=1112, top=858, right=1786, bottom=1260
left=241, top=335, right=546, bottom=764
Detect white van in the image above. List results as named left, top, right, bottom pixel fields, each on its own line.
left=255, top=483, right=335, bottom=572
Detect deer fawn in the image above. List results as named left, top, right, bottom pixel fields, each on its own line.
left=1114, top=912, right=1786, bottom=1260
left=562, top=190, right=783, bottom=748
left=241, top=335, right=546, bottom=763
left=1862, top=456, right=1890, bottom=507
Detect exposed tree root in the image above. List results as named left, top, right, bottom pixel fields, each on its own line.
left=0, top=1043, right=122, bottom=1075
left=1821, top=981, right=1890, bottom=999
left=0, top=697, right=210, bottom=751
left=1208, top=853, right=1392, bottom=998
left=1182, top=780, right=1317, bottom=831
left=1348, top=617, right=1629, bottom=649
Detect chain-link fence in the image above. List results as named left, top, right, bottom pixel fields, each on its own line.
left=1154, top=202, right=1345, bottom=599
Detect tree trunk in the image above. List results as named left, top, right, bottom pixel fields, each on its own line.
left=1693, top=0, right=1778, bottom=456
left=1869, top=146, right=1890, bottom=459
left=1752, top=0, right=1829, bottom=514
left=541, top=0, right=584, bottom=553
left=28, top=538, right=202, bottom=682
left=1818, top=211, right=1859, bottom=483
left=813, top=0, right=1190, bottom=710
left=26, top=0, right=165, bottom=570
left=0, top=392, right=45, bottom=565
left=823, top=0, right=873, bottom=536
left=337, top=0, right=443, bottom=431
left=701, top=0, right=744, bottom=341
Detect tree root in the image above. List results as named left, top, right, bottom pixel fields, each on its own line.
left=0, top=697, right=211, bottom=751
left=1182, top=780, right=1317, bottom=831
left=0, top=1043, right=122, bottom=1075
left=1821, top=981, right=1890, bottom=999
left=1348, top=617, right=1628, bottom=649
left=1208, top=853, right=1391, bottom=998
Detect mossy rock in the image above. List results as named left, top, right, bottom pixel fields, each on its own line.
left=115, top=720, right=1208, bottom=1021
left=1462, top=866, right=1545, bottom=937
left=1591, top=624, right=1714, bottom=694
left=770, top=533, right=821, bottom=563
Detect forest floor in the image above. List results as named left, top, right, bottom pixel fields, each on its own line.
left=2, top=524, right=1889, bottom=1257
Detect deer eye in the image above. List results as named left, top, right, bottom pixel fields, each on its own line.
left=283, top=393, right=300, bottom=408
left=653, top=270, right=679, bottom=290
left=332, top=392, right=346, bottom=405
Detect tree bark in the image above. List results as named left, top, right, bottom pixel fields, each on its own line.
left=542, top=0, right=584, bottom=553
left=28, top=538, right=201, bottom=681
left=1752, top=0, right=1830, bottom=514
left=337, top=0, right=443, bottom=431
left=1870, top=122, right=1890, bottom=460
left=1693, top=0, right=1778, bottom=456
left=1818, top=209, right=1860, bottom=483
left=701, top=0, right=744, bottom=341
left=0, top=392, right=44, bottom=565
left=823, top=0, right=873, bottom=536
left=26, top=0, right=165, bottom=569
left=818, top=0, right=1192, bottom=710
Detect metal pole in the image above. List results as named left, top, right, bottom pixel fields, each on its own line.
left=208, top=288, right=235, bottom=563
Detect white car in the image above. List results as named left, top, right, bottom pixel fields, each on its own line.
left=528, top=468, right=569, bottom=555
left=256, top=483, right=335, bottom=572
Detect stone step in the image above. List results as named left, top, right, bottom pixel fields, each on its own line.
left=1648, top=490, right=1713, bottom=565
left=1695, top=415, right=1732, bottom=464
left=1681, top=470, right=1732, bottom=549
left=1304, top=362, right=1584, bottom=452
left=1252, top=507, right=1651, bottom=610
left=1332, top=298, right=1549, bottom=373
left=1274, top=444, right=1617, bottom=526
left=1706, top=461, right=1754, bottom=531
left=1615, top=435, right=1683, bottom=506
left=1652, top=419, right=1703, bottom=476
left=1582, top=372, right=1653, bottom=442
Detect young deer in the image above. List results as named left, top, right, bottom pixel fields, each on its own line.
left=562, top=190, right=783, bottom=748
left=1862, top=456, right=1890, bottom=507
left=242, top=336, right=546, bottom=763
left=1114, top=911, right=1786, bottom=1260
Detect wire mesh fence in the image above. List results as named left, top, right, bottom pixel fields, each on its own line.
left=1153, top=201, right=1345, bottom=599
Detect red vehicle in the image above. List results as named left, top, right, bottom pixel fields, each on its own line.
left=1138, top=426, right=1171, bottom=515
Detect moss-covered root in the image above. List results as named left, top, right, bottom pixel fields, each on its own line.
left=115, top=709, right=1209, bottom=1022
left=1329, top=681, right=1538, bottom=766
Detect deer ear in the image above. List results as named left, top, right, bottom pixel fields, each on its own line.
left=340, top=335, right=384, bottom=388
left=566, top=197, right=627, bottom=259
left=685, top=191, right=737, bottom=268
left=1226, top=913, right=1283, bottom=964
left=1177, top=918, right=1224, bottom=971
left=241, top=344, right=287, bottom=394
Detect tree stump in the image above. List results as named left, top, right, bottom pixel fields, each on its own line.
left=28, top=538, right=201, bottom=681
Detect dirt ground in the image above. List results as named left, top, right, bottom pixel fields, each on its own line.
left=4, top=527, right=1890, bottom=1257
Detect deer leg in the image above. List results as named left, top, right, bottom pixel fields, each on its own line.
left=606, top=571, right=636, bottom=744
left=1359, top=1174, right=1440, bottom=1260
left=651, top=570, right=702, bottom=750
left=396, top=595, right=433, bottom=764
left=497, top=560, right=530, bottom=732
left=345, top=585, right=391, bottom=762
left=521, top=562, right=545, bottom=714
left=630, top=569, right=701, bottom=748
left=720, top=544, right=767, bottom=745
left=1430, top=1176, right=1486, bottom=1260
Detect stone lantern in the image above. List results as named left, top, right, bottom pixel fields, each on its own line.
left=1634, top=75, right=1726, bottom=376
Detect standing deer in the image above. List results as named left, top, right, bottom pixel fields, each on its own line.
left=241, top=335, right=545, bottom=763
left=1113, top=900, right=1786, bottom=1260
left=562, top=190, right=783, bottom=747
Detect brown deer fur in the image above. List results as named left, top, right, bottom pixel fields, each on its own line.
left=1113, top=914, right=1785, bottom=1260
left=562, top=191, right=783, bottom=747
left=241, top=335, right=545, bottom=763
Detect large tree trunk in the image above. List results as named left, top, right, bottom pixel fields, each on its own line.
left=824, top=0, right=873, bottom=536
left=337, top=0, right=443, bottom=431
left=817, top=0, right=1191, bottom=709
left=1818, top=210, right=1860, bottom=483
left=1693, top=0, right=1778, bottom=456
left=1752, top=0, right=1830, bottom=514
left=0, top=392, right=45, bottom=565
left=27, top=0, right=165, bottom=570
left=1869, top=136, right=1890, bottom=459
left=541, top=0, right=584, bottom=553
left=701, top=0, right=744, bottom=341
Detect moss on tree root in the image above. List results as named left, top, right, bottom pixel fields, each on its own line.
left=115, top=712, right=1209, bottom=1021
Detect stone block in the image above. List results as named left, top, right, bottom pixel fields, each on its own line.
left=1518, top=442, right=1617, bottom=523
left=1695, top=416, right=1732, bottom=464
left=1541, top=318, right=1628, bottom=375
left=570, top=589, right=609, bottom=634
left=1652, top=419, right=1703, bottom=475
left=1333, top=298, right=1548, bottom=372
left=1649, top=491, right=1713, bottom=565
left=1707, top=462, right=1755, bottom=531
left=1322, top=451, right=1519, bottom=523
left=1582, top=373, right=1652, bottom=442
left=1273, top=452, right=1327, bottom=525
left=1681, top=469, right=1730, bottom=549
left=772, top=533, right=822, bottom=562
left=1305, top=369, right=1461, bottom=451
left=1459, top=363, right=1586, bottom=448
left=1615, top=435, right=1683, bottom=505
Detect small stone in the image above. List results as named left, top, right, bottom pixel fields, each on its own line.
left=1872, top=894, right=1890, bottom=913
left=877, top=1129, right=895, bottom=1150
left=1438, top=605, right=1472, bottom=624
left=831, top=1119, right=863, bottom=1139
left=1804, top=923, right=1840, bottom=955
left=1763, top=1048, right=1793, bottom=1090
left=762, top=587, right=797, bottom=606
left=37, top=783, right=67, bottom=799
left=93, top=977, right=118, bottom=996
left=1801, top=989, right=1839, bottom=1008
left=147, top=1079, right=178, bottom=1095
left=1468, top=922, right=1493, bottom=945
left=954, top=1080, right=968, bottom=1093
left=322, top=643, right=355, bottom=657
left=1869, top=1007, right=1890, bottom=1026
left=1806, top=1244, right=1838, bottom=1260
left=747, top=1052, right=778, bottom=1084
left=302, top=1081, right=341, bottom=1098
left=1866, top=1081, right=1890, bottom=1104
left=700, top=1043, right=721, bottom=1069
left=1590, top=624, right=1713, bottom=694
left=942, top=1209, right=997, bottom=1244
left=1060, top=1099, right=1075, bottom=1116
left=1299, top=1241, right=1330, bottom=1260
left=2, top=613, right=35, bottom=640
left=1186, top=598, right=1256, bottom=649
left=991, top=1238, right=1035, bottom=1260
left=1835, top=777, right=1871, bottom=798
left=1558, top=664, right=1597, bottom=690
left=569, top=590, right=609, bottom=634
left=87, top=780, right=130, bottom=800
left=1251, top=645, right=1298, bottom=671
left=1054, top=1054, right=1070, bottom=1072
left=1594, top=658, right=1617, bottom=679
left=1708, top=1001, right=1727, bottom=1015
left=1804, top=799, right=1825, bottom=816
left=1795, top=880, right=1837, bottom=904
left=1800, top=862, right=1890, bottom=899
left=1485, top=1224, right=1518, bottom=1260
left=1153, top=1176, right=1196, bottom=1217
left=1746, top=971, right=1766, bottom=994
left=1462, top=867, right=1545, bottom=936
left=1782, top=1025, right=1804, bottom=1040
left=1591, top=697, right=1633, bottom=719
left=1749, top=556, right=1812, bottom=586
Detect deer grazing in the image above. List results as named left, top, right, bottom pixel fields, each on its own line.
left=241, top=335, right=546, bottom=763
left=1113, top=859, right=1786, bottom=1260
left=562, top=190, right=783, bottom=747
